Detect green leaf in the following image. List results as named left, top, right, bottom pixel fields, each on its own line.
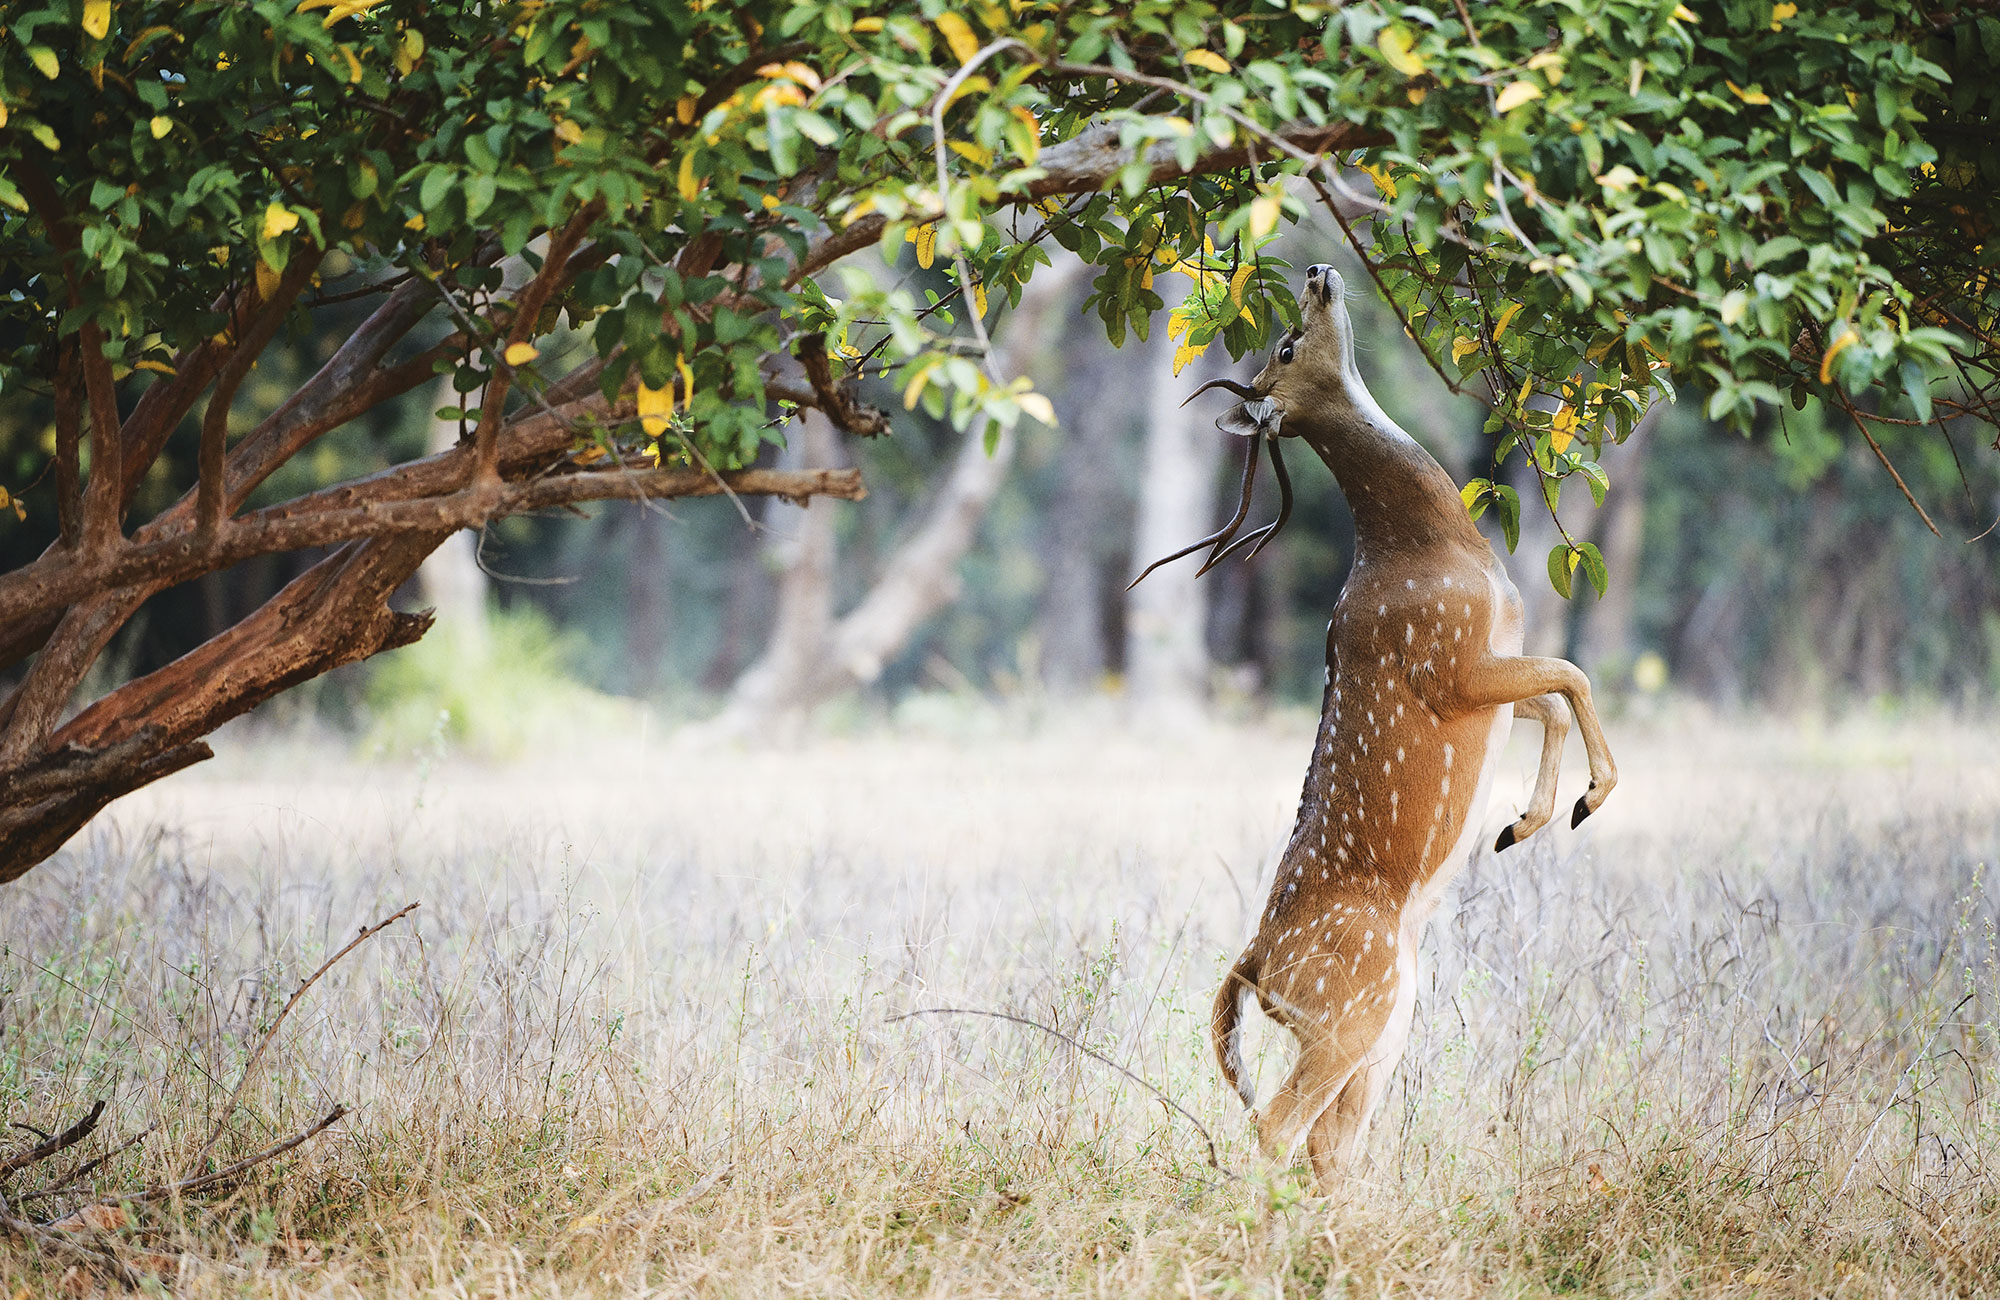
left=1547, top=543, right=1576, bottom=599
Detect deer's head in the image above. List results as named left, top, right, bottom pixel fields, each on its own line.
left=1192, top=263, right=1355, bottom=441
left=1130, top=265, right=1353, bottom=587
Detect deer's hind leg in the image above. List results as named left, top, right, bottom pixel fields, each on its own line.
left=1304, top=944, right=1419, bottom=1184
left=1494, top=694, right=1571, bottom=852
left=1256, top=1033, right=1367, bottom=1171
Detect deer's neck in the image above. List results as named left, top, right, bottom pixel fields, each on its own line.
left=1292, top=384, right=1483, bottom=562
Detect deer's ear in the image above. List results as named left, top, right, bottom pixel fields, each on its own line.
left=1216, top=397, right=1278, bottom=438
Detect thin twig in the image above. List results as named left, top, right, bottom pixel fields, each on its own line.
left=185, top=902, right=418, bottom=1174
left=1835, top=393, right=1941, bottom=538
left=888, top=1006, right=1237, bottom=1178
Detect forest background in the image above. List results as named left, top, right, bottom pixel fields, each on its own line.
left=5, top=210, right=1992, bottom=754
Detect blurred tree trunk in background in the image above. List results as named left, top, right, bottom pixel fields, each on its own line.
left=1037, top=314, right=1141, bottom=697
left=704, top=412, right=842, bottom=734
left=1573, top=410, right=1653, bottom=682
left=412, top=375, right=491, bottom=654
left=623, top=503, right=671, bottom=696
left=1126, top=312, right=1228, bottom=727
left=704, top=263, right=1081, bottom=735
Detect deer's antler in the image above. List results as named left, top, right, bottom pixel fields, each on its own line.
left=1127, top=432, right=1264, bottom=590
left=1178, top=376, right=1262, bottom=407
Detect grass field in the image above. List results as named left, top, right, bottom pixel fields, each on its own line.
left=3, top=705, right=1998, bottom=1296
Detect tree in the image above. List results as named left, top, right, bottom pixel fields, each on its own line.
left=1, top=0, right=1995, bottom=883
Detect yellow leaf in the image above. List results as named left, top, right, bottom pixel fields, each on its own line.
left=949, top=139, right=993, bottom=168
left=1376, top=26, right=1425, bottom=79
left=554, top=118, right=583, bottom=145
left=1171, top=338, right=1209, bottom=376
left=1451, top=335, right=1481, bottom=364
left=678, top=151, right=700, bottom=202
left=1360, top=163, right=1398, bottom=199
left=1008, top=106, right=1040, bottom=163
left=676, top=95, right=697, bottom=125
left=902, top=359, right=938, bottom=409
left=1596, top=164, right=1641, bottom=193
left=255, top=259, right=281, bottom=301
left=1166, top=309, right=1192, bottom=342
left=261, top=203, right=300, bottom=240
left=1672, top=4, right=1699, bottom=20
left=1018, top=391, right=1055, bottom=426
left=504, top=342, right=539, bottom=367
left=1228, top=261, right=1254, bottom=308
left=133, top=358, right=175, bottom=375
left=28, top=45, right=58, bottom=79
left=404, top=212, right=425, bottom=230
left=1493, top=301, right=1525, bottom=339
left=397, top=27, right=424, bottom=75
left=1184, top=49, right=1230, bottom=74
left=910, top=223, right=937, bottom=270
left=82, top=0, right=111, bottom=41
left=1769, top=2, right=1796, bottom=29
left=761, top=192, right=781, bottom=210
left=852, top=17, right=884, bottom=33
left=936, top=12, right=981, bottom=65
left=1818, top=328, right=1857, bottom=384
left=1725, top=80, right=1771, bottom=106
left=780, top=61, right=822, bottom=90
left=148, top=115, right=171, bottom=138
left=1551, top=403, right=1578, bottom=451
left=0, top=100, right=8, bottom=130
left=676, top=353, right=694, bottom=407
left=1495, top=80, right=1542, bottom=113
left=637, top=382, right=673, bottom=436
left=971, top=279, right=987, bottom=317
left=1248, top=187, right=1281, bottom=240
left=338, top=43, right=363, bottom=83
left=1459, top=481, right=1484, bottom=511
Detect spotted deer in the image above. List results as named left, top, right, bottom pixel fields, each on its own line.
left=1147, top=264, right=1618, bottom=1187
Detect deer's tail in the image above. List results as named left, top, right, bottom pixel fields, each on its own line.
left=1211, top=953, right=1259, bottom=1108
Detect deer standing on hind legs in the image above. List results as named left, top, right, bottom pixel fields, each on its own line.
left=1137, top=264, right=1618, bottom=1189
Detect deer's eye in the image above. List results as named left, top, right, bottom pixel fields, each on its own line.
left=1278, top=342, right=1295, bottom=364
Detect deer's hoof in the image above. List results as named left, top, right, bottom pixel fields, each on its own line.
left=1571, top=792, right=1595, bottom=828
left=1494, top=823, right=1519, bottom=853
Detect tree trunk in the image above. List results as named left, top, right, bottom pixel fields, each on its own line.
left=1125, top=312, right=1227, bottom=727
left=704, top=261, right=1083, bottom=736
left=1036, top=336, right=1132, bottom=697
left=702, top=411, right=844, bottom=733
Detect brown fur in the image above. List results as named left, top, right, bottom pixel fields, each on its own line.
left=1209, top=267, right=1618, bottom=1187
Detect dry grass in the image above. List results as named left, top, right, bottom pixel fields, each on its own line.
left=3, top=704, right=1998, bottom=1296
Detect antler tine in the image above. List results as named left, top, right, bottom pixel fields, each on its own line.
left=1245, top=434, right=1293, bottom=560
left=1127, top=433, right=1262, bottom=590
left=1197, top=434, right=1295, bottom=574
left=1178, top=377, right=1260, bottom=408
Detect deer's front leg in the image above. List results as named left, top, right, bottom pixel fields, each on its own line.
left=1450, top=656, right=1617, bottom=826
left=1495, top=694, right=1570, bottom=851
